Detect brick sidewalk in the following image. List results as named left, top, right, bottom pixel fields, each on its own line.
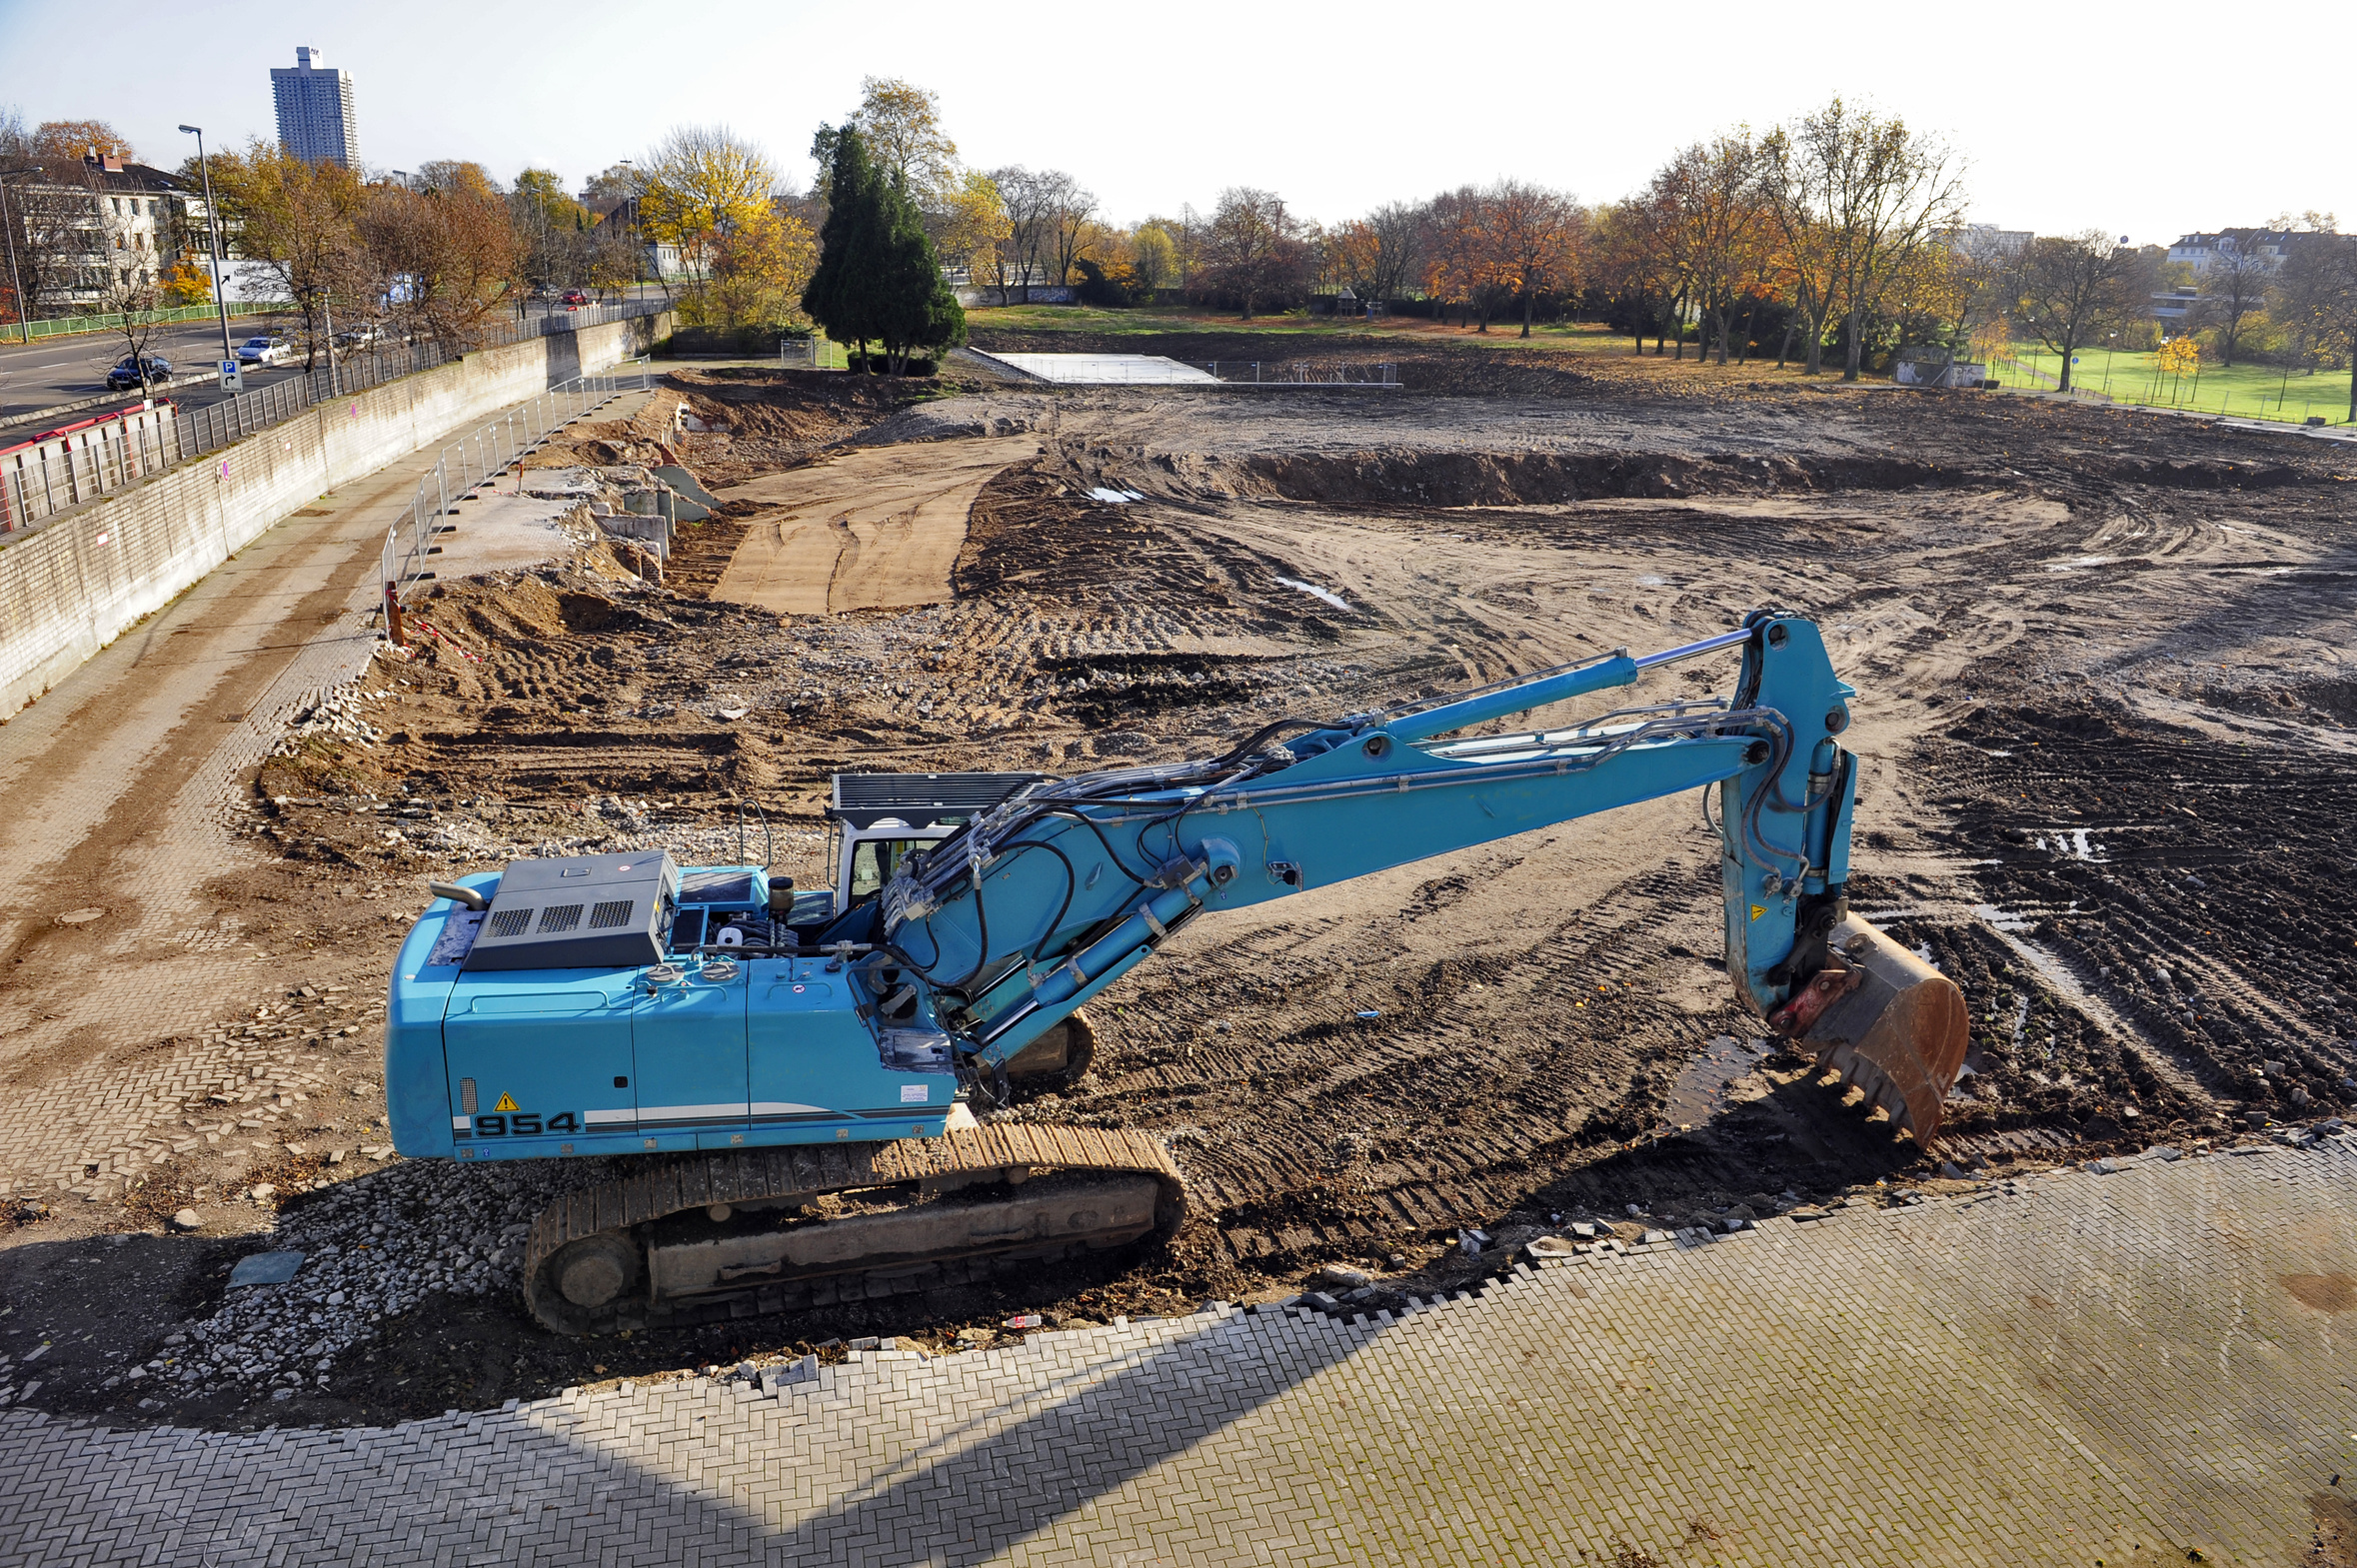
left=3, top=1140, right=2348, bottom=1566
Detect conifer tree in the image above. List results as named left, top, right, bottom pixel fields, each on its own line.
left=801, top=126, right=883, bottom=366
left=801, top=125, right=964, bottom=373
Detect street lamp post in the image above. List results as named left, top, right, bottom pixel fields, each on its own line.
left=0, top=171, right=30, bottom=345
left=618, top=159, right=647, bottom=300
left=178, top=126, right=240, bottom=389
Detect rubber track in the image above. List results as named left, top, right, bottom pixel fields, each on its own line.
left=522, top=1125, right=1183, bottom=1334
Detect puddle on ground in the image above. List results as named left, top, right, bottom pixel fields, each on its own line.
left=2030, top=826, right=2109, bottom=861
left=1275, top=577, right=1351, bottom=612
left=1664, top=1033, right=1774, bottom=1130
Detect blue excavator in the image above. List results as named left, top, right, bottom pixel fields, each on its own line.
left=388, top=612, right=1966, bottom=1333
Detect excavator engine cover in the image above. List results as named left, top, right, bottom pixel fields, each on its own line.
left=1783, top=916, right=1968, bottom=1143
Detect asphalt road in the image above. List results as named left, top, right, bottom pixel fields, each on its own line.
left=0, top=286, right=673, bottom=430
left=0, top=318, right=316, bottom=428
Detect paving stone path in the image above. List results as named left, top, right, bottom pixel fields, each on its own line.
left=4, top=1138, right=2351, bottom=1566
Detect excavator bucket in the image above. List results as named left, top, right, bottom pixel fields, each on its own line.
left=1773, top=916, right=1970, bottom=1145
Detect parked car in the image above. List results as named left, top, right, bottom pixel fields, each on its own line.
left=233, top=335, right=290, bottom=367
left=105, top=355, right=172, bottom=390
left=332, top=324, right=381, bottom=350
left=562, top=289, right=590, bottom=308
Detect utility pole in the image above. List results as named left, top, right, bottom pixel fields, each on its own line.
left=178, top=126, right=239, bottom=387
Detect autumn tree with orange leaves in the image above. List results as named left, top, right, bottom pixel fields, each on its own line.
left=1485, top=181, right=1583, bottom=338
left=1648, top=133, right=1770, bottom=364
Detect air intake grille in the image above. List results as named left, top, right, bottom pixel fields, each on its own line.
left=461, top=852, right=673, bottom=972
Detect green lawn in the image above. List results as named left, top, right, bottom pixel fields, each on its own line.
left=1993, top=346, right=2354, bottom=426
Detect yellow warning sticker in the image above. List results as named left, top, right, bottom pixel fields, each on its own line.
left=493, top=1092, right=519, bottom=1112
left=1749, top=904, right=1765, bottom=921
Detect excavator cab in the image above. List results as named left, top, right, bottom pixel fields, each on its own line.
left=846, top=831, right=929, bottom=905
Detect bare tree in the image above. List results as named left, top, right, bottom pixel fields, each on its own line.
left=1196, top=187, right=1309, bottom=319
left=1361, top=201, right=1424, bottom=301
left=2014, top=230, right=2150, bottom=393
left=1762, top=98, right=1968, bottom=379
left=2196, top=238, right=2272, bottom=367
left=1042, top=172, right=1098, bottom=292
left=1327, top=201, right=1425, bottom=308
left=985, top=165, right=1058, bottom=303
left=91, top=263, right=165, bottom=393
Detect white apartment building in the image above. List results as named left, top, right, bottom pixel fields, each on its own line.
left=1, top=155, right=194, bottom=309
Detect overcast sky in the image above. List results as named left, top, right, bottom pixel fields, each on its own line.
left=2, top=0, right=2346, bottom=245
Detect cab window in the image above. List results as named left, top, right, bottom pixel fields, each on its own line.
left=848, top=838, right=924, bottom=900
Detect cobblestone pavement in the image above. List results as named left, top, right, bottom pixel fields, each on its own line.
left=0, top=389, right=654, bottom=1205
left=4, top=1139, right=2350, bottom=1566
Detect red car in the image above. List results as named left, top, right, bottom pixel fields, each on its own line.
left=562, top=289, right=590, bottom=308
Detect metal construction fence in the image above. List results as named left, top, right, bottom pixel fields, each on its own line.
left=1204, top=361, right=1399, bottom=387
left=0, top=298, right=668, bottom=536
left=380, top=365, right=658, bottom=613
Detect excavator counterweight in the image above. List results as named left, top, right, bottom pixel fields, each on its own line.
left=386, top=612, right=1966, bottom=1333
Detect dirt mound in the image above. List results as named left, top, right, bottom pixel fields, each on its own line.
left=658, top=367, right=965, bottom=486
left=1122, top=447, right=1968, bottom=508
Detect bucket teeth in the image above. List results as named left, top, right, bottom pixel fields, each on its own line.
left=1792, top=917, right=1970, bottom=1144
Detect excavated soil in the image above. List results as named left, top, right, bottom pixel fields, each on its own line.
left=13, top=347, right=2357, bottom=1426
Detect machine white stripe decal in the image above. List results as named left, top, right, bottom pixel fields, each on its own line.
left=635, top=1102, right=753, bottom=1123
left=451, top=1116, right=472, bottom=1131
left=749, top=1101, right=832, bottom=1116
left=583, top=1109, right=638, bottom=1125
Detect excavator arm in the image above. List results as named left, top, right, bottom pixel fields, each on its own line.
left=882, top=611, right=1966, bottom=1142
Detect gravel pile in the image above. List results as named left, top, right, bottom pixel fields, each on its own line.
left=163, top=1158, right=615, bottom=1403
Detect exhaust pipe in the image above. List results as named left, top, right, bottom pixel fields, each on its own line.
left=428, top=880, right=487, bottom=911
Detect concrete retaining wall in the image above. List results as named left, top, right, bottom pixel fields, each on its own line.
left=0, top=313, right=672, bottom=721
